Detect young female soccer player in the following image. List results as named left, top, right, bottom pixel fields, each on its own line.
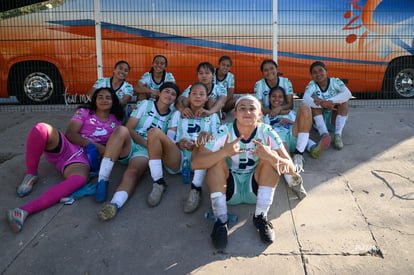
left=177, top=62, right=227, bottom=119
left=146, top=82, right=220, bottom=212
left=254, top=59, right=294, bottom=115
left=7, top=88, right=124, bottom=232
left=302, top=61, right=352, bottom=150
left=95, top=82, right=179, bottom=221
left=192, top=95, right=301, bottom=249
left=134, top=55, right=176, bottom=101
left=214, top=56, right=237, bottom=113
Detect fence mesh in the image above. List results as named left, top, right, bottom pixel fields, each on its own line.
left=1, top=0, right=413, bottom=110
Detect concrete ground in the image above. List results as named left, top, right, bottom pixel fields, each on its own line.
left=0, top=100, right=413, bottom=274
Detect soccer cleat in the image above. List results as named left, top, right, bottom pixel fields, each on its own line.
left=97, top=203, right=120, bottom=221
left=333, top=134, right=343, bottom=150
left=17, top=174, right=38, bottom=197
left=310, top=134, right=331, bottom=159
left=211, top=219, right=228, bottom=249
left=6, top=208, right=28, bottom=233
left=147, top=179, right=167, bottom=207
left=184, top=188, right=201, bottom=213
left=253, top=214, right=275, bottom=244
left=95, top=179, right=108, bottom=202
left=293, top=154, right=305, bottom=174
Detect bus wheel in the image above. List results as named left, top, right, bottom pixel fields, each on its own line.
left=9, top=62, right=65, bottom=104
left=384, top=60, right=414, bottom=99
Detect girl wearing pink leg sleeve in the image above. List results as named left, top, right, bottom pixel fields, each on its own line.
left=7, top=87, right=124, bottom=233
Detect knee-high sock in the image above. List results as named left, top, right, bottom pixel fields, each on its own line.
left=21, top=175, right=87, bottom=215
left=255, top=186, right=275, bottom=218
left=26, top=123, right=49, bottom=175
left=211, top=192, right=227, bottom=223
left=314, top=115, right=328, bottom=136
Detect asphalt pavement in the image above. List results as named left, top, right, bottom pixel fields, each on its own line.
left=0, top=100, right=413, bottom=274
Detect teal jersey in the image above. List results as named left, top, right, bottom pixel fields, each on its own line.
left=168, top=111, right=220, bottom=143
left=262, top=110, right=296, bottom=136
left=304, top=77, right=349, bottom=101
left=205, top=122, right=283, bottom=174
left=130, top=100, right=174, bottom=139
left=213, top=69, right=235, bottom=89
left=254, top=76, right=293, bottom=109
left=139, top=71, right=175, bottom=91
left=93, top=77, right=134, bottom=99
left=182, top=83, right=227, bottom=101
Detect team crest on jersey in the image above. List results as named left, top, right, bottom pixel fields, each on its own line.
left=111, top=122, right=116, bottom=128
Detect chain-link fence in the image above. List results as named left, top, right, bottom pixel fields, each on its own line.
left=1, top=0, right=413, bottom=110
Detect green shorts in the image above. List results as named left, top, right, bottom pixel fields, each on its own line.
left=278, top=131, right=297, bottom=153
left=226, top=171, right=258, bottom=205
left=313, top=109, right=335, bottom=132
left=118, top=139, right=149, bottom=165
left=165, top=150, right=192, bottom=175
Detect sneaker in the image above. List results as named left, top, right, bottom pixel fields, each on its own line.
left=290, top=183, right=307, bottom=200
left=98, top=203, right=119, bottom=221
left=95, top=179, right=108, bottom=202
left=17, top=174, right=38, bottom=197
left=334, top=134, right=343, bottom=150
left=253, top=214, right=275, bottom=244
left=6, top=208, right=28, bottom=233
left=211, top=219, right=228, bottom=249
left=184, top=189, right=201, bottom=213
left=293, top=154, right=304, bottom=173
left=147, top=180, right=167, bottom=207
left=310, top=134, right=331, bottom=159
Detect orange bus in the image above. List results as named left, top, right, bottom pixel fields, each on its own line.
left=0, top=0, right=413, bottom=104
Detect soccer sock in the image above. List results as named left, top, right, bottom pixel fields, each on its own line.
left=21, top=175, right=86, bottom=215
left=110, top=191, right=128, bottom=208
left=192, top=169, right=206, bottom=188
left=255, top=186, right=275, bottom=218
left=25, top=123, right=49, bottom=175
left=335, top=115, right=347, bottom=135
left=211, top=192, right=227, bottom=223
left=306, top=139, right=316, bottom=152
left=98, top=157, right=114, bottom=182
left=313, top=115, right=328, bottom=136
left=149, top=159, right=163, bottom=182
left=295, top=132, right=309, bottom=153
left=284, top=174, right=292, bottom=187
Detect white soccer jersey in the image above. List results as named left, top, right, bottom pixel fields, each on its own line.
left=168, top=111, right=220, bottom=143
left=182, top=83, right=227, bottom=101
left=254, top=76, right=293, bottom=109
left=304, top=77, right=350, bottom=101
left=262, top=110, right=296, bottom=135
left=130, top=100, right=174, bottom=139
left=139, top=71, right=175, bottom=91
left=213, top=69, right=235, bottom=89
left=204, top=122, right=283, bottom=174
left=93, top=77, right=134, bottom=99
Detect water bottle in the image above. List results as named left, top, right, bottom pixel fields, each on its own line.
left=86, top=143, right=99, bottom=173
left=204, top=212, right=238, bottom=228
left=182, top=156, right=191, bottom=184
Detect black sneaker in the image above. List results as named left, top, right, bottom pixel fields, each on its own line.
left=253, top=214, right=275, bottom=244
left=210, top=219, right=228, bottom=249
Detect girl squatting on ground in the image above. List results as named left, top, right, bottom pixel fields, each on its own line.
left=302, top=61, right=352, bottom=150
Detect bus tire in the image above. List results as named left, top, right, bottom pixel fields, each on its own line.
left=383, top=58, right=414, bottom=99
left=9, top=62, right=65, bottom=104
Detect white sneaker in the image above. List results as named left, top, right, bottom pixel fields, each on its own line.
left=147, top=181, right=166, bottom=207
left=293, top=154, right=304, bottom=173
left=184, top=189, right=201, bottom=213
